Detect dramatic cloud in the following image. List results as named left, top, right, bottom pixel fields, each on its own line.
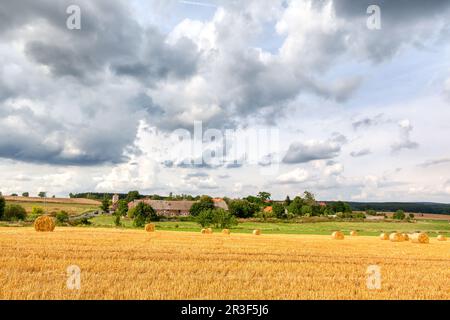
left=1, top=0, right=450, bottom=201
left=283, top=134, right=347, bottom=164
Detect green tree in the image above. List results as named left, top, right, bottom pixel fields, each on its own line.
left=303, top=191, right=316, bottom=206
left=4, top=204, right=27, bottom=221
left=393, top=210, right=406, bottom=220
left=257, top=192, right=271, bottom=202
left=0, top=196, right=5, bottom=220
left=229, top=200, right=258, bottom=218
left=125, top=190, right=141, bottom=203
left=301, top=205, right=313, bottom=217
left=244, top=195, right=263, bottom=206
left=196, top=209, right=215, bottom=227
left=284, top=196, right=292, bottom=207
left=100, top=196, right=110, bottom=213
left=409, top=213, right=415, bottom=219
left=366, top=209, right=377, bottom=216
left=272, top=203, right=286, bottom=219
left=116, top=200, right=129, bottom=216
left=38, top=192, right=46, bottom=198
left=189, top=196, right=214, bottom=216
left=114, top=214, right=122, bottom=227
left=196, top=208, right=238, bottom=229
left=332, top=201, right=352, bottom=213
left=287, top=196, right=304, bottom=215
left=128, top=202, right=159, bottom=227
left=31, top=207, right=45, bottom=216
left=22, top=192, right=29, bottom=197
left=56, top=211, right=69, bottom=223
left=212, top=208, right=237, bottom=228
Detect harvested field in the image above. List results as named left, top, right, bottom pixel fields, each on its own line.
left=0, top=227, right=448, bottom=300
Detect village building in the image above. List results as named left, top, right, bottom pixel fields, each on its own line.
left=128, top=198, right=229, bottom=217
left=108, top=194, right=120, bottom=214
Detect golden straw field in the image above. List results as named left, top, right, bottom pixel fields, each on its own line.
left=0, top=227, right=448, bottom=300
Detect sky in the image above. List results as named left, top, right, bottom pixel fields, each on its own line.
left=0, top=0, right=450, bottom=202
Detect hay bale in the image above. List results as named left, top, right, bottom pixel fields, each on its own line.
left=253, top=229, right=261, bottom=236
left=410, top=232, right=429, bottom=244
left=389, top=232, right=405, bottom=242
left=201, top=229, right=207, bottom=234
left=206, top=228, right=213, bottom=234
left=332, top=231, right=344, bottom=240
left=402, top=233, right=409, bottom=241
left=145, top=223, right=155, bottom=232
left=380, top=233, right=389, bottom=240
left=350, top=231, right=358, bottom=236
left=34, top=215, right=55, bottom=232
left=222, top=229, right=230, bottom=235
left=437, top=235, right=447, bottom=241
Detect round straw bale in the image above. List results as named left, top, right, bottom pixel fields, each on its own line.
left=389, top=232, right=405, bottom=242
left=206, top=228, right=213, bottom=234
left=350, top=231, right=358, bottom=236
left=222, top=229, right=230, bottom=235
left=34, top=215, right=56, bottom=232
left=380, top=233, right=389, bottom=240
left=201, top=229, right=207, bottom=234
left=332, top=231, right=344, bottom=240
left=145, top=223, right=155, bottom=232
left=402, top=233, right=409, bottom=241
left=410, top=232, right=429, bottom=244
left=437, top=235, right=447, bottom=241
left=253, top=229, right=261, bottom=236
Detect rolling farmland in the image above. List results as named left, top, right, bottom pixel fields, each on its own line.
left=0, top=227, right=448, bottom=300
left=4, top=196, right=100, bottom=216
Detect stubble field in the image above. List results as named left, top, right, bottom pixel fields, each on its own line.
left=0, top=227, right=448, bottom=300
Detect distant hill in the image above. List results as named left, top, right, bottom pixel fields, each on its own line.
left=326, top=202, right=450, bottom=215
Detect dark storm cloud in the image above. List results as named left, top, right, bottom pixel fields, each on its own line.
left=332, top=0, right=450, bottom=62
left=0, top=105, right=138, bottom=166
left=0, top=0, right=198, bottom=166
left=21, top=1, right=197, bottom=81
left=111, top=31, right=199, bottom=82
left=0, top=0, right=198, bottom=81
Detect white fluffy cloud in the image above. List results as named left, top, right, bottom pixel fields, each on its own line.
left=276, top=168, right=309, bottom=184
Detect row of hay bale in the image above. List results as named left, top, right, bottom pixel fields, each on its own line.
left=33, top=218, right=449, bottom=244
left=332, top=230, right=358, bottom=239
left=332, top=230, right=447, bottom=243
left=380, top=232, right=435, bottom=244
left=381, top=232, right=446, bottom=243
left=200, top=228, right=262, bottom=235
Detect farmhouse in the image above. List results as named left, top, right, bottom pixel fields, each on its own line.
left=128, top=198, right=228, bottom=217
